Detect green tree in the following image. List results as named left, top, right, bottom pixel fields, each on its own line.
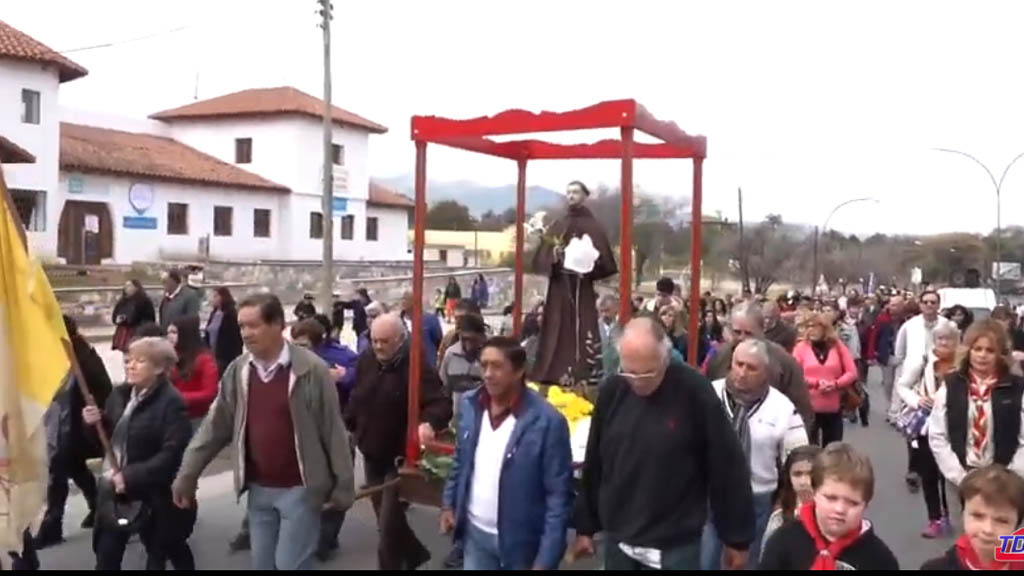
left=500, top=207, right=517, bottom=225
left=427, top=200, right=477, bottom=230
left=477, top=209, right=507, bottom=231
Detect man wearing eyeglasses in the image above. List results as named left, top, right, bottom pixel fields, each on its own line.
left=893, top=290, right=954, bottom=494
left=893, top=291, right=954, bottom=410
left=705, top=304, right=815, bottom=431
left=571, top=318, right=755, bottom=570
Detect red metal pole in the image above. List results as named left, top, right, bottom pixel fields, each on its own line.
left=619, top=126, right=634, bottom=323
left=514, top=159, right=527, bottom=336
left=687, top=156, right=704, bottom=366
left=406, top=140, right=427, bottom=466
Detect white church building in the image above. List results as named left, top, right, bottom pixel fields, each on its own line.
left=0, top=19, right=412, bottom=265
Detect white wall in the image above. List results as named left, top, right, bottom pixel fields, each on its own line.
left=166, top=115, right=385, bottom=259
left=286, top=192, right=368, bottom=260
left=56, top=172, right=286, bottom=263
left=367, top=205, right=411, bottom=261
left=165, top=116, right=370, bottom=200
left=286, top=196, right=409, bottom=261
left=425, top=247, right=465, bottom=267
left=0, top=60, right=61, bottom=258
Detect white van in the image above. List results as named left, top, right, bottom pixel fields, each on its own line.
left=937, top=287, right=997, bottom=321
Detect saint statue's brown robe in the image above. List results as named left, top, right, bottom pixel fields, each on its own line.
left=530, top=204, right=617, bottom=386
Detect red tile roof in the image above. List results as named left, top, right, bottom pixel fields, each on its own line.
left=150, top=86, right=388, bottom=134
left=0, top=19, right=87, bottom=82
left=59, top=123, right=289, bottom=192
left=369, top=181, right=413, bottom=210
left=0, top=135, right=35, bottom=164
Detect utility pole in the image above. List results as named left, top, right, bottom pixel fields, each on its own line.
left=737, top=187, right=750, bottom=295
left=318, top=0, right=334, bottom=313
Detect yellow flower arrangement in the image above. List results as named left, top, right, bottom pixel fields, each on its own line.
left=528, top=382, right=593, bottom=434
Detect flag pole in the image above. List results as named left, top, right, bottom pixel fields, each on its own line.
left=0, top=162, right=119, bottom=474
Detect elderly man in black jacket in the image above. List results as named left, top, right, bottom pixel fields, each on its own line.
left=572, top=317, right=755, bottom=570
left=345, top=313, right=452, bottom=570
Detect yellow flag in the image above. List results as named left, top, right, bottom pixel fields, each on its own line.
left=0, top=171, right=69, bottom=551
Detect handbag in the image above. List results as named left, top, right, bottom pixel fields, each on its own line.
left=841, top=384, right=864, bottom=411
left=112, top=325, right=132, bottom=352
left=95, top=476, right=149, bottom=534
left=895, top=404, right=931, bottom=439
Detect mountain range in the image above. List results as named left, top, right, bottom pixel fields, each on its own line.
left=374, top=174, right=564, bottom=216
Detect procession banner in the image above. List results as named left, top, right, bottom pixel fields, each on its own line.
left=0, top=167, right=69, bottom=551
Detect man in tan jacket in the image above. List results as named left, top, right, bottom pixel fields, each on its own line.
left=171, top=294, right=354, bottom=571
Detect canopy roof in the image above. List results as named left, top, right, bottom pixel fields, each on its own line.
left=411, top=99, right=706, bottom=160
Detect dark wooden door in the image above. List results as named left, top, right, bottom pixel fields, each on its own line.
left=58, top=201, right=112, bottom=265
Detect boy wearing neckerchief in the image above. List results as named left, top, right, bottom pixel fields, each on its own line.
left=760, top=443, right=899, bottom=570
left=921, top=465, right=1024, bottom=571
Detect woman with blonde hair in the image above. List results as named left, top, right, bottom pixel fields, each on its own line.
left=791, top=313, right=858, bottom=447
left=929, top=319, right=1024, bottom=488
left=658, top=302, right=706, bottom=364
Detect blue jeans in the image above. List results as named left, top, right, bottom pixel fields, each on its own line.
left=464, top=521, right=502, bottom=570
left=248, top=484, right=321, bottom=570
left=700, top=491, right=774, bottom=570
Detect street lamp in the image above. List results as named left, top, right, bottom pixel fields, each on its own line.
left=813, top=197, right=880, bottom=293
left=933, top=148, right=1024, bottom=297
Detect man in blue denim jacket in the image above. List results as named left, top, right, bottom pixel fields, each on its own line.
left=440, top=336, right=573, bottom=570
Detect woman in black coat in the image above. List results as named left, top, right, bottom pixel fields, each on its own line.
left=111, top=280, right=156, bottom=352
left=204, top=287, right=243, bottom=377
left=84, top=336, right=194, bottom=570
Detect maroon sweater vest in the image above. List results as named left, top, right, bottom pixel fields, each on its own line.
left=246, top=365, right=303, bottom=488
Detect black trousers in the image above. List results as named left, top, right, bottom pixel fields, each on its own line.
left=364, top=457, right=430, bottom=571
left=45, top=452, right=97, bottom=524
left=93, top=524, right=195, bottom=571
left=811, top=412, right=844, bottom=448
left=94, top=498, right=196, bottom=571
left=911, top=436, right=949, bottom=521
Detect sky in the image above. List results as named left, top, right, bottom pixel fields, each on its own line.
left=6, top=0, right=1024, bottom=236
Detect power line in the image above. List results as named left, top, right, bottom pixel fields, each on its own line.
left=58, top=26, right=189, bottom=55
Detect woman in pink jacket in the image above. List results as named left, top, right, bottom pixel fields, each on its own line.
left=792, top=312, right=858, bottom=447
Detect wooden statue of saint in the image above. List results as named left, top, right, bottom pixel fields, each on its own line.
left=529, top=181, right=617, bottom=387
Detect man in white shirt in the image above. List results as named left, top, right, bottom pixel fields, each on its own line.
left=893, top=291, right=955, bottom=491
left=702, top=339, right=809, bottom=569
left=894, top=291, right=954, bottom=379
left=440, top=337, right=573, bottom=570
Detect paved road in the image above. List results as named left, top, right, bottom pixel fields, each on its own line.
left=39, top=347, right=952, bottom=570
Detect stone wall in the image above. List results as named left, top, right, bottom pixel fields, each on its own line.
left=54, top=261, right=553, bottom=329
left=54, top=257, right=647, bottom=333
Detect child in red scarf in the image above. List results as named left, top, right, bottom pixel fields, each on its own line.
left=760, top=443, right=899, bottom=570
left=922, top=465, right=1024, bottom=571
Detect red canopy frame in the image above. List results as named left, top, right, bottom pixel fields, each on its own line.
left=406, top=99, right=706, bottom=465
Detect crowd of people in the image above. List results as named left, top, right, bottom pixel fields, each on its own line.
left=31, top=268, right=1024, bottom=571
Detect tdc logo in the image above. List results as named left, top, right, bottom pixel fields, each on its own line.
left=995, top=527, right=1024, bottom=561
